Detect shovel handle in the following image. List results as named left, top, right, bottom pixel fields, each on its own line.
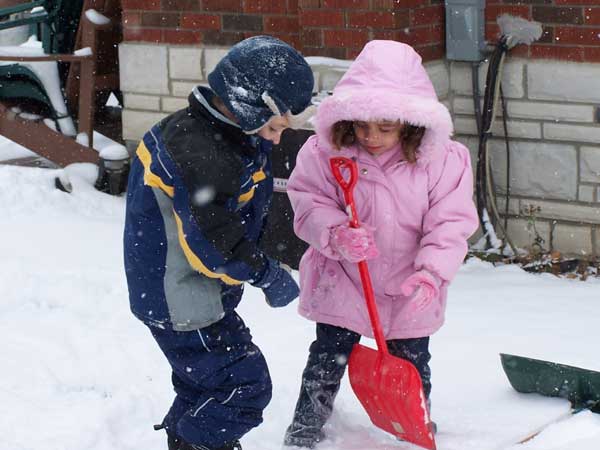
left=330, top=156, right=359, bottom=227
left=329, top=156, right=388, bottom=355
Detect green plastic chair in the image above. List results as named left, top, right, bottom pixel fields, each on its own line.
left=0, top=64, right=60, bottom=121
left=0, top=1, right=83, bottom=55
left=0, top=1, right=84, bottom=132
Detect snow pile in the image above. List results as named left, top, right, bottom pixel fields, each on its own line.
left=85, top=9, right=111, bottom=26
left=0, top=163, right=599, bottom=450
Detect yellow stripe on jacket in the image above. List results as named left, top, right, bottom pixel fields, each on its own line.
left=173, top=212, right=243, bottom=286
left=136, top=142, right=175, bottom=198
left=237, top=169, right=267, bottom=203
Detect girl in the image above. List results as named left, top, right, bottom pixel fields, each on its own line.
left=283, top=40, right=479, bottom=448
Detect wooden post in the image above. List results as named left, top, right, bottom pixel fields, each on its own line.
left=78, top=14, right=96, bottom=150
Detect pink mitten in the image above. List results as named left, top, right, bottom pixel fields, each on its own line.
left=330, top=224, right=379, bottom=263
left=400, top=270, right=441, bottom=312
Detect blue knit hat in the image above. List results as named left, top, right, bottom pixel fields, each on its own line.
left=208, top=36, right=315, bottom=133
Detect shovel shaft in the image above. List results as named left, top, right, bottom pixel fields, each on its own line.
left=357, top=260, right=388, bottom=354
left=330, top=156, right=389, bottom=355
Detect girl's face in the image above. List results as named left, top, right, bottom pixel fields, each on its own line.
left=353, top=120, right=402, bottom=155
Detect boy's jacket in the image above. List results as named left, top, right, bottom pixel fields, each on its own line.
left=124, top=90, right=273, bottom=331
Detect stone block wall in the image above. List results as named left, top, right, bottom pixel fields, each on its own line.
left=451, top=59, right=600, bottom=256
left=119, top=43, right=449, bottom=143
left=118, top=1, right=600, bottom=257
left=119, top=44, right=242, bottom=142
left=119, top=39, right=600, bottom=256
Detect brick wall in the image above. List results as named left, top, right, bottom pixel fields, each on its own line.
left=121, top=0, right=445, bottom=62
left=486, top=1, right=600, bottom=63
left=123, top=1, right=600, bottom=63
left=297, top=0, right=444, bottom=60
left=121, top=0, right=299, bottom=46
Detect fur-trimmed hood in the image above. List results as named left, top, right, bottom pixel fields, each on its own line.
left=314, top=40, right=453, bottom=162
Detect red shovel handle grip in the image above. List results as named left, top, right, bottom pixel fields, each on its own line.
left=329, top=157, right=360, bottom=228
left=329, top=156, right=388, bottom=355
left=330, top=156, right=358, bottom=192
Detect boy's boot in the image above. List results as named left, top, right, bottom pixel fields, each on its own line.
left=177, top=439, right=242, bottom=450
left=167, top=433, right=181, bottom=450
left=154, top=422, right=181, bottom=450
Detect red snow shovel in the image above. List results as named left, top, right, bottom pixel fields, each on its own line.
left=330, top=156, right=436, bottom=450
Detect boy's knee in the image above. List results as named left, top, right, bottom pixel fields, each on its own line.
left=229, top=344, right=273, bottom=409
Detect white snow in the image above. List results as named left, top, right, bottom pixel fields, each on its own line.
left=106, top=92, right=121, bottom=108
left=85, top=9, right=111, bottom=26
left=76, top=132, right=90, bottom=147
left=99, top=144, right=129, bottom=161
left=74, top=46, right=93, bottom=57
left=43, top=117, right=58, bottom=132
left=1, top=156, right=599, bottom=450
left=17, top=111, right=43, bottom=121
left=306, top=56, right=353, bottom=70
left=0, top=134, right=35, bottom=159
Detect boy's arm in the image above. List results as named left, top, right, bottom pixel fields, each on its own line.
left=414, top=142, right=479, bottom=282
left=170, top=152, right=267, bottom=285
left=169, top=145, right=299, bottom=307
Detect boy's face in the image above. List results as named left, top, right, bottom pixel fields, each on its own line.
left=257, top=115, right=290, bottom=145
left=353, top=120, right=403, bottom=155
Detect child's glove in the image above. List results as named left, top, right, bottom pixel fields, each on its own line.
left=400, top=270, right=441, bottom=312
left=252, top=257, right=299, bottom=308
left=330, top=224, right=379, bottom=263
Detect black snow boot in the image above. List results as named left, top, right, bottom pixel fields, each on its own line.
left=283, top=425, right=325, bottom=449
left=167, top=433, right=181, bottom=450
left=178, top=439, right=242, bottom=450
left=283, top=351, right=347, bottom=448
left=154, top=422, right=181, bottom=450
left=285, top=324, right=359, bottom=448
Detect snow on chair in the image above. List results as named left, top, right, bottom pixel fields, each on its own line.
left=0, top=0, right=127, bottom=195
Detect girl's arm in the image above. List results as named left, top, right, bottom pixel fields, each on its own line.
left=414, top=141, right=479, bottom=282
left=286, top=136, right=350, bottom=259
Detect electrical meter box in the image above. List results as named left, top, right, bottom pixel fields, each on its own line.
left=445, top=0, right=485, bottom=62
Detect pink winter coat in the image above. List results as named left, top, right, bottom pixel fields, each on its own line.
left=286, top=40, right=479, bottom=339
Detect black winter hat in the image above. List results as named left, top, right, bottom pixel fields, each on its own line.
left=208, top=36, right=315, bottom=133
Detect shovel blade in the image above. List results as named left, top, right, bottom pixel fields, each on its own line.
left=349, top=343, right=436, bottom=450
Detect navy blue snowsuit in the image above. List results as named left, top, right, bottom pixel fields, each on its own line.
left=124, top=35, right=314, bottom=450
left=124, top=88, right=276, bottom=448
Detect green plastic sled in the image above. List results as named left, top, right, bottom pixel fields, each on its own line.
left=500, top=353, right=600, bottom=413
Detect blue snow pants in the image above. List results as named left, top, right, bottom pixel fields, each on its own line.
left=148, top=305, right=272, bottom=448
left=284, top=322, right=431, bottom=448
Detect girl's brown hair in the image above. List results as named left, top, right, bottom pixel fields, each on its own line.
left=331, top=120, right=426, bottom=164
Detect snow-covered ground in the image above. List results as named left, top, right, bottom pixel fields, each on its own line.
left=1, top=163, right=600, bottom=450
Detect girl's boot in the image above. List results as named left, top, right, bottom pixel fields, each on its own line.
left=285, top=324, right=359, bottom=448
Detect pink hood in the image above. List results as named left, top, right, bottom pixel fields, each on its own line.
left=315, top=40, right=453, bottom=164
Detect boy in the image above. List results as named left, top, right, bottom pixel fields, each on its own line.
left=124, top=36, right=315, bottom=450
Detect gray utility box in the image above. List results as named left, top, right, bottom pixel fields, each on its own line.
left=445, top=0, right=485, bottom=62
